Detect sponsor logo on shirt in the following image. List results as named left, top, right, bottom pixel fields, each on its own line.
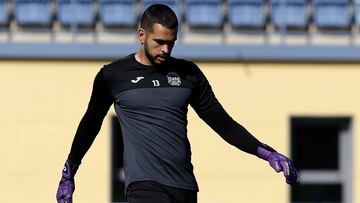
left=131, top=77, right=145, bottom=83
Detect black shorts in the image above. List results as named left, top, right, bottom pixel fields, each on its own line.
left=126, top=181, right=197, bottom=203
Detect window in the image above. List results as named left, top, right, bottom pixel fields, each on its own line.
left=291, top=184, right=342, bottom=203
left=111, top=116, right=126, bottom=202
left=290, top=117, right=352, bottom=203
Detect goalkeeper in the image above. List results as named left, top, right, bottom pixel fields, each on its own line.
left=56, top=4, right=299, bottom=203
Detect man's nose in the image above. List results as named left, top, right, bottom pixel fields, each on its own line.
left=161, top=44, right=169, bottom=54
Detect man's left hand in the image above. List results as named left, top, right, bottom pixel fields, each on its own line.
left=258, top=145, right=300, bottom=185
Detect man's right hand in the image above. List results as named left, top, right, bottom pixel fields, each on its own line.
left=56, top=160, right=78, bottom=203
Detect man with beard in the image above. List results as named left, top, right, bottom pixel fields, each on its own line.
left=56, top=4, right=299, bottom=203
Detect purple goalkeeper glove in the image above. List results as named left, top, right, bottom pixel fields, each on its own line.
left=56, top=160, right=78, bottom=203
left=257, top=144, right=300, bottom=185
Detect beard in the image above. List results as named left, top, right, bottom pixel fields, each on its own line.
left=144, top=42, right=169, bottom=66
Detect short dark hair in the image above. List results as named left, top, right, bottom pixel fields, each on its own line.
left=140, top=4, right=178, bottom=32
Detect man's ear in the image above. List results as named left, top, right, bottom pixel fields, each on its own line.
left=138, top=28, right=146, bottom=45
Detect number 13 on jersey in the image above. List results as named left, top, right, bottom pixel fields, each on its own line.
left=152, top=80, right=160, bottom=87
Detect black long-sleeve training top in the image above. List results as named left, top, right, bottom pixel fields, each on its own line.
left=68, top=53, right=262, bottom=191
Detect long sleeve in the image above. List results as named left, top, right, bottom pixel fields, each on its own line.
left=190, top=67, right=261, bottom=156
left=67, top=69, right=113, bottom=165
